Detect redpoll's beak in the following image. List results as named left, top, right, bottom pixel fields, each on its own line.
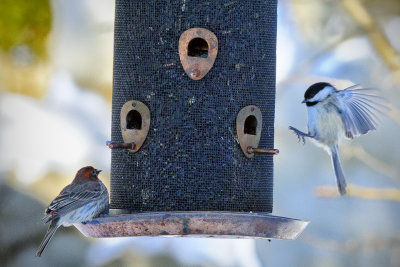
left=95, top=169, right=102, bottom=175
left=301, top=99, right=306, bottom=104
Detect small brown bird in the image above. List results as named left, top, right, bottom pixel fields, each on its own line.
left=36, top=166, right=109, bottom=257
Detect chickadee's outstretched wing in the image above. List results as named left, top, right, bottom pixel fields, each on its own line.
left=333, top=86, right=389, bottom=138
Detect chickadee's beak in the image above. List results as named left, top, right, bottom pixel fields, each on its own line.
left=301, top=99, right=306, bottom=104
left=95, top=169, right=102, bottom=175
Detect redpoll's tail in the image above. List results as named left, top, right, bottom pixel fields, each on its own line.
left=330, top=145, right=347, bottom=196
left=36, top=220, right=59, bottom=257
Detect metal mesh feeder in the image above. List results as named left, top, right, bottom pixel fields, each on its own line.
left=75, top=0, right=308, bottom=239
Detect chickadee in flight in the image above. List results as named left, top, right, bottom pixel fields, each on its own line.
left=289, top=82, right=388, bottom=195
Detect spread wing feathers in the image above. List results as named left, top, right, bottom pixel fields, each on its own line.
left=333, top=86, right=389, bottom=138
left=43, top=182, right=105, bottom=223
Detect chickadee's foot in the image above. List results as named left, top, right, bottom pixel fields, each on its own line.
left=289, top=126, right=313, bottom=144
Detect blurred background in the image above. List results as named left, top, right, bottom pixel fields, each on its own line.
left=0, top=0, right=399, bottom=266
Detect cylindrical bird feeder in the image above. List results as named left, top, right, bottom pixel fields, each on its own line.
left=76, top=0, right=308, bottom=239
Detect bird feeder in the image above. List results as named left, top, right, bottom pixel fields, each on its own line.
left=76, top=0, right=308, bottom=239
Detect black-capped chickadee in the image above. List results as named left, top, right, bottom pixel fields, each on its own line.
left=289, top=82, right=388, bottom=196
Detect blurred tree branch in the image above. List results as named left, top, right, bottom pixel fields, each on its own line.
left=342, top=145, right=400, bottom=185
left=301, top=232, right=400, bottom=253
left=342, top=0, right=400, bottom=86
left=315, top=184, right=400, bottom=201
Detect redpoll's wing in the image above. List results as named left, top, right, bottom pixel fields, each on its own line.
left=333, top=87, right=389, bottom=138
left=44, top=182, right=106, bottom=222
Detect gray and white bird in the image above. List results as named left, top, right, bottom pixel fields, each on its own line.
left=36, top=166, right=109, bottom=257
left=289, top=82, right=388, bottom=195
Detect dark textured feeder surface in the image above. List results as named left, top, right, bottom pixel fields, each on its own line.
left=75, top=212, right=309, bottom=239
left=111, top=0, right=277, bottom=214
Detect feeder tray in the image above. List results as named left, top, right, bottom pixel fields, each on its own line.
left=76, top=212, right=308, bottom=239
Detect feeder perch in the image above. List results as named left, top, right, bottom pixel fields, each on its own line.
left=76, top=0, right=308, bottom=239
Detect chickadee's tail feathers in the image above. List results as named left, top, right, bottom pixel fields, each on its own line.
left=330, top=145, right=347, bottom=196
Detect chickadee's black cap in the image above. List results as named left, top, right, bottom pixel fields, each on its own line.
left=304, top=82, right=332, bottom=100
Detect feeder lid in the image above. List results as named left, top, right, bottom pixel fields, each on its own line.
left=75, top=211, right=308, bottom=239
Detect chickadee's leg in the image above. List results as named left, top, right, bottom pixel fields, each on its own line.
left=289, top=126, right=314, bottom=144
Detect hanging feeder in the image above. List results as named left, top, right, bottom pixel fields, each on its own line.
left=76, top=0, right=308, bottom=239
